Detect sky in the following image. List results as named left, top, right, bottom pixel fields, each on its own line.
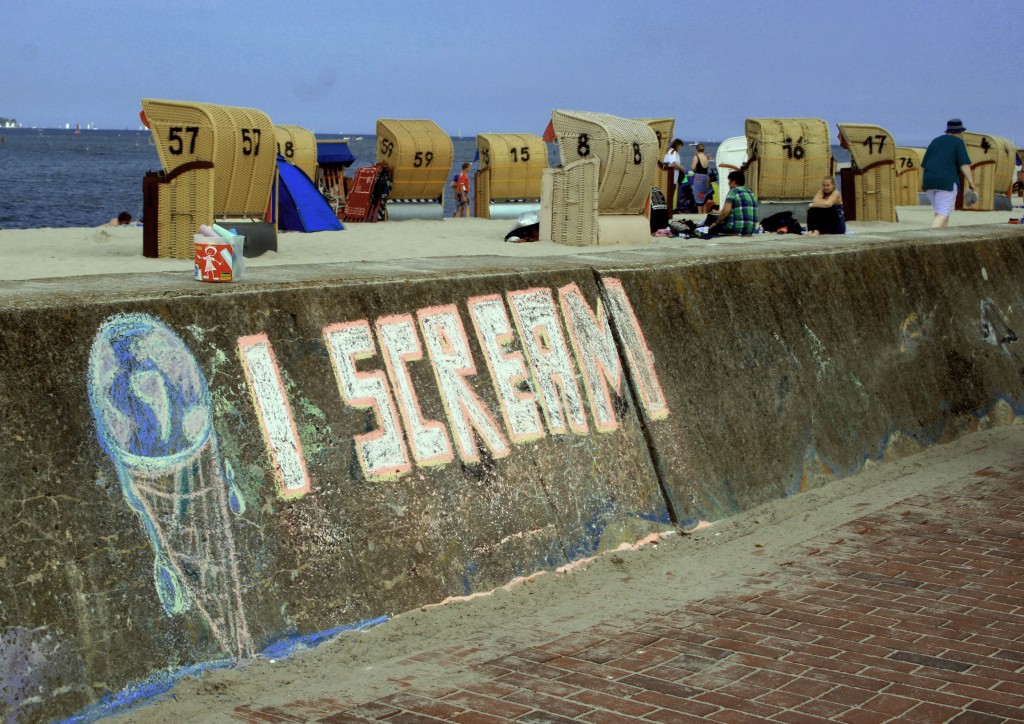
left=3, top=0, right=1021, bottom=146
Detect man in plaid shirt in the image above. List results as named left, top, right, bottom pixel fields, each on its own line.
left=708, top=170, right=759, bottom=236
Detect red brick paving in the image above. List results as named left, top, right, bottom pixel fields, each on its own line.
left=225, top=463, right=1024, bottom=723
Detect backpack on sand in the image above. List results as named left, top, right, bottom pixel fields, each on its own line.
left=649, top=188, right=668, bottom=233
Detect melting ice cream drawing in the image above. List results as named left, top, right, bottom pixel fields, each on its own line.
left=87, top=313, right=252, bottom=658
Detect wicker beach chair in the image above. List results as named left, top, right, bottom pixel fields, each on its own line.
left=962, top=132, right=1003, bottom=211
left=835, top=123, right=897, bottom=222
left=142, top=164, right=215, bottom=259
left=539, top=158, right=599, bottom=246
left=551, top=110, right=659, bottom=214
left=273, top=125, right=318, bottom=181
left=990, top=135, right=1016, bottom=198
left=634, top=118, right=675, bottom=160
left=1016, top=148, right=1024, bottom=198
left=541, top=111, right=658, bottom=245
left=142, top=97, right=276, bottom=248
left=745, top=118, right=831, bottom=200
left=474, top=133, right=547, bottom=218
left=142, top=99, right=276, bottom=257
left=893, top=147, right=923, bottom=206
left=635, top=119, right=675, bottom=204
left=376, top=119, right=453, bottom=218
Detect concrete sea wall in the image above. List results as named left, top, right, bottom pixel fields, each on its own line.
left=2, top=228, right=1023, bottom=721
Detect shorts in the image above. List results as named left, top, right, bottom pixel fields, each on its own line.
left=926, top=184, right=957, bottom=217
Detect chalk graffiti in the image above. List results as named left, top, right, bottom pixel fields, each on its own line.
left=468, top=294, right=545, bottom=443
left=898, top=308, right=935, bottom=356
left=90, top=280, right=668, bottom=494
left=238, top=334, right=311, bottom=497
left=0, top=626, right=88, bottom=723
left=559, top=282, right=624, bottom=433
left=602, top=278, right=670, bottom=420
left=310, top=278, right=665, bottom=479
left=87, top=313, right=252, bottom=658
left=980, top=299, right=1018, bottom=354
left=324, top=321, right=413, bottom=480
left=508, top=288, right=590, bottom=435
left=418, top=305, right=512, bottom=463
left=376, top=315, right=455, bottom=466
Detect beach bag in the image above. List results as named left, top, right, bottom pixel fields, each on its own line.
left=450, top=175, right=458, bottom=190
left=761, top=210, right=802, bottom=234
left=707, top=160, right=719, bottom=183
left=648, top=188, right=669, bottom=233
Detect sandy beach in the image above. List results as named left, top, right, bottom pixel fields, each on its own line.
left=1, top=204, right=1021, bottom=283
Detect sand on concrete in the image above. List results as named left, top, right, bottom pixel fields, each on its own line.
left=1, top=205, right=1021, bottom=282
left=106, top=423, right=1024, bottom=722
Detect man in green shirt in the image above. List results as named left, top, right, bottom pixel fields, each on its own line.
left=922, top=119, right=976, bottom=229
left=708, top=170, right=759, bottom=236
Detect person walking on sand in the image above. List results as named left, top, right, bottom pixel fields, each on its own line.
left=452, top=163, right=471, bottom=218
left=922, top=119, right=976, bottom=228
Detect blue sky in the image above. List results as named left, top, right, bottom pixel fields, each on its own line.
left=4, top=0, right=1020, bottom=146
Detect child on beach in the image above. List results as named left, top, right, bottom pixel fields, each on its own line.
left=453, top=163, right=471, bottom=218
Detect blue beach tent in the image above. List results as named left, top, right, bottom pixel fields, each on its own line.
left=275, top=156, right=344, bottom=232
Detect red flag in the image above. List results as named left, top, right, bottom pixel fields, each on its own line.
left=542, top=119, right=555, bottom=143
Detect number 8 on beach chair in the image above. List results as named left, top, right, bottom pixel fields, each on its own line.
left=540, top=110, right=659, bottom=245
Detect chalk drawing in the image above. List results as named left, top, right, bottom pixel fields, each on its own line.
left=507, top=288, right=589, bottom=435
left=0, top=626, right=88, bottom=723
left=897, top=306, right=937, bottom=357
left=87, top=313, right=252, bottom=658
left=467, top=294, right=545, bottom=444
left=418, top=305, right=511, bottom=462
left=980, top=299, right=1019, bottom=354
left=237, top=334, right=312, bottom=497
left=375, top=315, right=455, bottom=466
left=601, top=278, right=670, bottom=420
left=558, top=283, right=624, bottom=433
left=323, top=321, right=412, bottom=481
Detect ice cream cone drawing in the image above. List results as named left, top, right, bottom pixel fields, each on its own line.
left=87, top=313, right=252, bottom=659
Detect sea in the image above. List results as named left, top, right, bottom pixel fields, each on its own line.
left=0, top=128, right=852, bottom=229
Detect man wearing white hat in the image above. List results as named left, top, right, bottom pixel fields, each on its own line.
left=921, top=119, right=977, bottom=228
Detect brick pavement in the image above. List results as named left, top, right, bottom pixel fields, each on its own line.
left=191, top=451, right=1024, bottom=723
